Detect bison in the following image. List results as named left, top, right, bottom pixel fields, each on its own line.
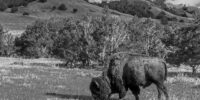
left=90, top=54, right=169, bottom=100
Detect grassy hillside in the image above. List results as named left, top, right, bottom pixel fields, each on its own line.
left=0, top=12, right=35, bottom=30
left=0, top=0, right=132, bottom=31
left=91, top=0, right=196, bottom=24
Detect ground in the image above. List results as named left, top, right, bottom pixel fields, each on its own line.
left=0, top=57, right=200, bottom=100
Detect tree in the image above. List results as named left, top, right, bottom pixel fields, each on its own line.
left=0, top=25, right=15, bottom=56
left=153, top=0, right=167, bottom=9
left=127, top=17, right=167, bottom=58
left=15, top=18, right=64, bottom=58
left=162, top=23, right=200, bottom=74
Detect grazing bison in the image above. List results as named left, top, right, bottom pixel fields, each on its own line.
left=90, top=54, right=169, bottom=100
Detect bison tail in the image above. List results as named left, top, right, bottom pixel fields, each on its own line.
left=162, top=61, right=168, bottom=80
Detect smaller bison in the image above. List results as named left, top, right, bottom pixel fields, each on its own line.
left=90, top=54, right=169, bottom=100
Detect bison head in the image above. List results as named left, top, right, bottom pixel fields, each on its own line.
left=90, top=76, right=111, bottom=100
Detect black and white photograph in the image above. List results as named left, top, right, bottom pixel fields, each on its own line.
left=0, top=0, right=200, bottom=100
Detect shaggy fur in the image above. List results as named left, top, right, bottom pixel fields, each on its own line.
left=90, top=55, right=169, bottom=100
left=89, top=75, right=112, bottom=100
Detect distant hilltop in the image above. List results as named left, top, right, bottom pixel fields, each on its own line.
left=166, top=0, right=200, bottom=7
left=87, top=0, right=120, bottom=3
left=88, top=0, right=200, bottom=8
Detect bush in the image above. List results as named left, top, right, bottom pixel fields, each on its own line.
left=15, top=18, right=65, bottom=58
left=0, top=3, right=7, bottom=11
left=127, top=17, right=167, bottom=57
left=72, top=8, right=78, bottom=13
left=51, top=6, right=56, bottom=11
left=0, top=25, right=16, bottom=56
left=15, top=16, right=169, bottom=68
left=51, top=16, right=129, bottom=67
left=58, top=3, right=67, bottom=11
left=98, top=0, right=152, bottom=18
left=162, top=24, right=200, bottom=66
left=38, top=0, right=47, bottom=3
left=11, top=7, right=18, bottom=13
left=23, top=12, right=29, bottom=16
left=21, top=1, right=29, bottom=7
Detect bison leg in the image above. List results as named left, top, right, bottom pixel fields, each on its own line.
left=162, top=85, right=169, bottom=100
left=129, top=85, right=140, bottom=100
left=112, top=78, right=127, bottom=99
left=157, top=86, right=162, bottom=100
left=156, top=82, right=169, bottom=100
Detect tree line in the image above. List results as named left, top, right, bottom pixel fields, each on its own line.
left=0, top=15, right=200, bottom=71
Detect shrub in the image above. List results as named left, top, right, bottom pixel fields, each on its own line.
left=52, top=18, right=92, bottom=67
left=21, top=1, right=29, bottom=7
left=15, top=16, right=169, bottom=68
left=0, top=25, right=16, bottom=56
left=72, top=8, right=78, bottom=13
left=11, top=7, right=18, bottom=13
left=0, top=3, right=7, bottom=11
left=23, top=12, right=29, bottom=16
left=15, top=18, right=65, bottom=58
left=162, top=24, right=200, bottom=66
left=51, top=6, right=56, bottom=11
left=58, top=3, right=67, bottom=11
left=38, top=0, right=47, bottom=3
left=127, top=17, right=167, bottom=57
left=99, top=0, right=152, bottom=18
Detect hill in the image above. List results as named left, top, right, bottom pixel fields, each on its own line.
left=88, top=0, right=199, bottom=24
left=0, top=0, right=199, bottom=31
left=0, top=0, right=132, bottom=31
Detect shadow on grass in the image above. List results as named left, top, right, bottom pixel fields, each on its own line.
left=168, top=72, right=200, bottom=78
left=45, top=93, right=118, bottom=100
left=55, top=63, right=102, bottom=70
left=46, top=93, right=93, bottom=100
left=192, top=85, right=200, bottom=89
left=30, top=63, right=51, bottom=67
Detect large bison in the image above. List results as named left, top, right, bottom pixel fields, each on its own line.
left=90, top=54, right=169, bottom=100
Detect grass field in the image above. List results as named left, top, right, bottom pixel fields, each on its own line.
left=0, top=12, right=36, bottom=30
left=0, top=57, right=200, bottom=100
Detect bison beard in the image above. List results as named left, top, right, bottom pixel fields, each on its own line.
left=90, top=55, right=169, bottom=100
left=89, top=76, right=112, bottom=100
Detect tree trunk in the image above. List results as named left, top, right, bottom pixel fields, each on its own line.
left=192, top=65, right=197, bottom=76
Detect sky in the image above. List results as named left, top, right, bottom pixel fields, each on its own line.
left=166, top=0, right=200, bottom=7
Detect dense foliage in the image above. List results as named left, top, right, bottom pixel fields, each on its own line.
left=162, top=23, right=200, bottom=73
left=13, top=15, right=171, bottom=68
left=0, top=25, right=15, bottom=56
left=58, top=3, right=67, bottom=11
left=15, top=18, right=65, bottom=58
left=98, top=0, right=152, bottom=18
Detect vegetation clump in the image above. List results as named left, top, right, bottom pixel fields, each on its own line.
left=38, top=0, right=47, bottom=3
left=0, top=3, right=7, bottom=11
left=10, top=7, right=18, bottom=13
left=0, top=25, right=15, bottom=56
left=58, top=3, right=67, bottom=11
left=23, top=12, right=29, bottom=16
left=72, top=8, right=78, bottom=13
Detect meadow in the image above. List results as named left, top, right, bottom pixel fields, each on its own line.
left=0, top=57, right=200, bottom=100
left=0, top=0, right=199, bottom=100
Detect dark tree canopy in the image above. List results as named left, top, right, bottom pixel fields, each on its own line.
left=162, top=24, right=200, bottom=66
